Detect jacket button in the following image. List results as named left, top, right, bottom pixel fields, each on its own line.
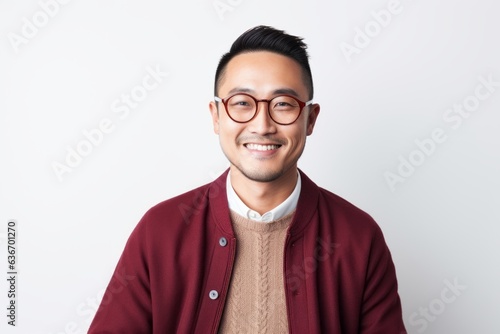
left=219, top=237, right=227, bottom=247
left=209, top=290, right=219, bottom=300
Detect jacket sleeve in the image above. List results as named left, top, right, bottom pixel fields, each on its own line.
left=359, top=226, right=407, bottom=334
left=88, top=214, right=152, bottom=333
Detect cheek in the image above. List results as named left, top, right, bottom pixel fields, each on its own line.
left=291, top=118, right=309, bottom=138
left=218, top=120, right=244, bottom=144
left=284, top=128, right=308, bottom=151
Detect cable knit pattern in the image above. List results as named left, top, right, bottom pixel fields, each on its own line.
left=256, top=232, right=271, bottom=333
left=218, top=210, right=294, bottom=334
left=228, top=268, right=243, bottom=333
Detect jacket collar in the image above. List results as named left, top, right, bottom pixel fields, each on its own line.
left=209, top=169, right=319, bottom=237
left=226, top=170, right=301, bottom=222
left=291, top=169, right=320, bottom=236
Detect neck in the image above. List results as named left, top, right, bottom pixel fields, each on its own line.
left=229, top=166, right=298, bottom=215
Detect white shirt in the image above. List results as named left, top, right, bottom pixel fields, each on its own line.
left=226, top=171, right=301, bottom=223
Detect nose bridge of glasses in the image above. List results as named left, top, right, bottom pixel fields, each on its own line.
left=255, top=98, right=271, bottom=111
left=250, top=98, right=275, bottom=125
left=259, top=98, right=278, bottom=121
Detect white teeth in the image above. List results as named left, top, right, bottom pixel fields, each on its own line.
left=246, top=144, right=280, bottom=151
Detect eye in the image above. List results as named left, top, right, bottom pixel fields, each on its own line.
left=275, top=101, right=293, bottom=107
left=272, top=96, right=299, bottom=111
left=228, top=94, right=255, bottom=109
left=274, top=95, right=298, bottom=105
left=233, top=101, right=251, bottom=106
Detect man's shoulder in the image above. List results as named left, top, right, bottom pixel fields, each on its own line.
left=317, top=186, right=373, bottom=219
left=318, top=186, right=384, bottom=236
left=297, top=184, right=387, bottom=259
left=296, top=171, right=381, bottom=238
left=146, top=182, right=213, bottom=219
left=300, top=171, right=374, bottom=220
left=138, top=173, right=227, bottom=229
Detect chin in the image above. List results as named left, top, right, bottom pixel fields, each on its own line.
left=235, top=165, right=289, bottom=183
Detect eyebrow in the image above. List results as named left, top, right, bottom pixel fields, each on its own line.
left=226, top=87, right=301, bottom=98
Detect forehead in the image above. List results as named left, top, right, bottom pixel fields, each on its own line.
left=219, top=51, right=307, bottom=97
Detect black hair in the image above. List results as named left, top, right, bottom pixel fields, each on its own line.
left=214, top=25, right=314, bottom=99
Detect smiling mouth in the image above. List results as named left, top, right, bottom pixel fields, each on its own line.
left=244, top=143, right=282, bottom=151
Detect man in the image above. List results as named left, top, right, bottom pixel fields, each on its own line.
left=89, top=25, right=407, bottom=333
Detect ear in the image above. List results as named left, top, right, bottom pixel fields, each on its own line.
left=306, top=103, right=320, bottom=136
left=209, top=101, right=220, bottom=134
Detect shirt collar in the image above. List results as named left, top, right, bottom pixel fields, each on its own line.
left=226, top=171, right=301, bottom=223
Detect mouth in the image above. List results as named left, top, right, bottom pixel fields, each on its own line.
left=244, top=143, right=282, bottom=151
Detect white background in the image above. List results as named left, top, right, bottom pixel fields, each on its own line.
left=1, top=0, right=499, bottom=333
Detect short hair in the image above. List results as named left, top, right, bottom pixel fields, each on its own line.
left=214, top=25, right=314, bottom=99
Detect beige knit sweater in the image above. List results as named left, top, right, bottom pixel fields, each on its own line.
left=218, top=210, right=294, bottom=334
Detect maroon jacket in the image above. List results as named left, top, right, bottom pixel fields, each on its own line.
left=89, top=170, right=406, bottom=333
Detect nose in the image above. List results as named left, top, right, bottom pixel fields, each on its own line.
left=248, top=100, right=277, bottom=135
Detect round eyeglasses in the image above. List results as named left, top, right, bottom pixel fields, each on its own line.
left=214, top=93, right=313, bottom=125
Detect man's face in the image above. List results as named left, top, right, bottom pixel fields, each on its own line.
left=210, top=51, right=320, bottom=183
